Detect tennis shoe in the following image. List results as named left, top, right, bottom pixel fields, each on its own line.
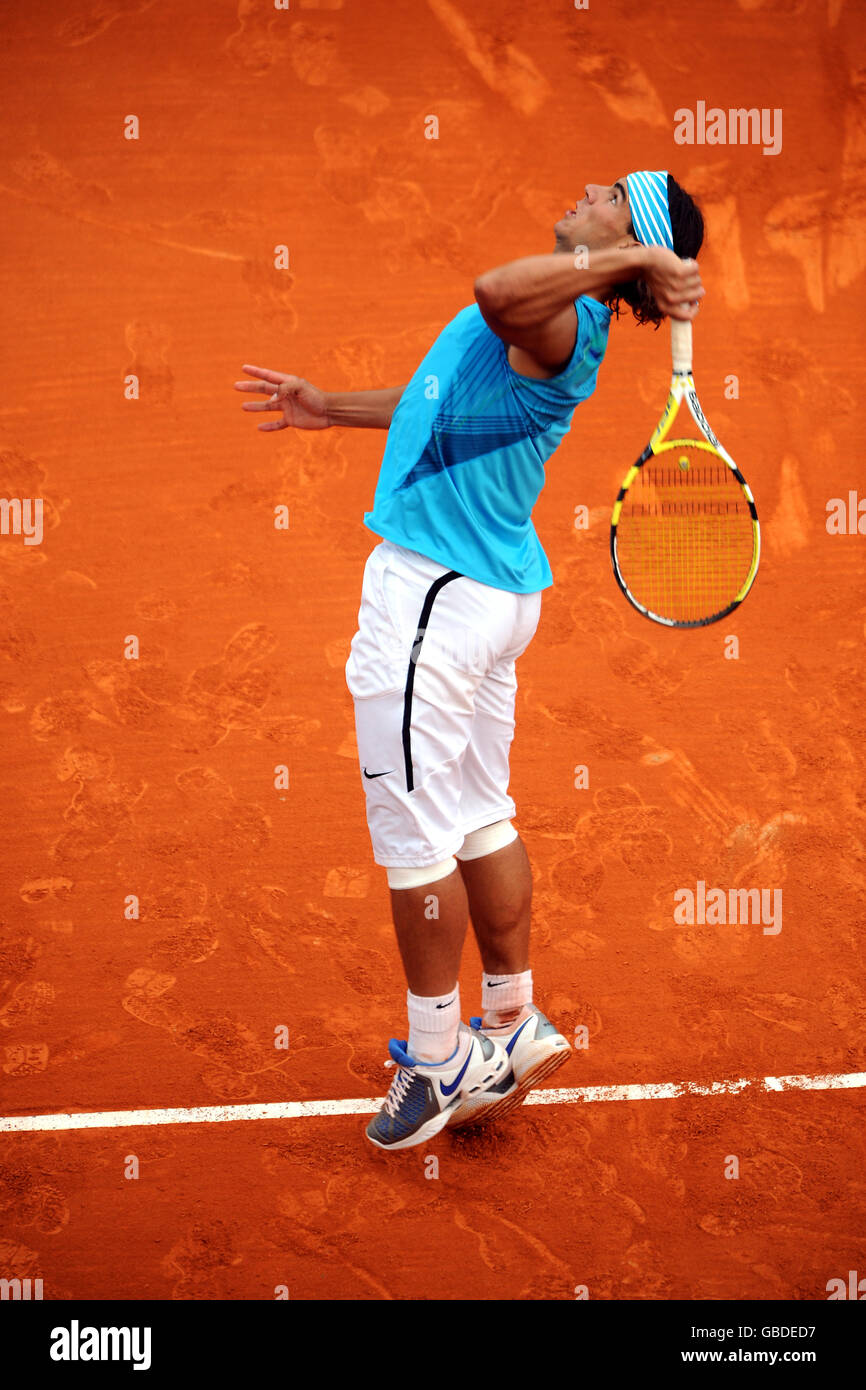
left=365, top=1021, right=509, bottom=1151
left=447, top=1004, right=571, bottom=1129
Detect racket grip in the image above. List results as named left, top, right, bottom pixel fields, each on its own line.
left=671, top=317, right=693, bottom=374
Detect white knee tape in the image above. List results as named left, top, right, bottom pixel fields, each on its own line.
left=386, top=857, right=457, bottom=890
left=455, top=819, right=517, bottom=862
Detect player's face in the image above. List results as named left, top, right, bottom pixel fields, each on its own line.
left=553, top=177, right=635, bottom=252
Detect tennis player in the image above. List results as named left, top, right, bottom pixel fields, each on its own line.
left=237, top=171, right=704, bottom=1151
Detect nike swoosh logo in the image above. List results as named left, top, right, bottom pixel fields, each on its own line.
left=505, top=1018, right=533, bottom=1056
left=436, top=998, right=456, bottom=1010
left=439, top=1050, right=473, bottom=1097
left=363, top=768, right=394, bottom=779
left=487, top=981, right=507, bottom=987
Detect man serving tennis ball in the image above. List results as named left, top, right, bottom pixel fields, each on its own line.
left=236, top=171, right=704, bottom=1150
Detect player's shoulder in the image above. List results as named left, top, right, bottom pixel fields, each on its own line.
left=507, top=297, right=612, bottom=391
left=576, top=292, right=614, bottom=325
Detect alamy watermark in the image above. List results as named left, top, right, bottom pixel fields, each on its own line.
left=1, top=1276, right=43, bottom=1300
left=674, top=102, right=782, bottom=157
left=0, top=497, right=43, bottom=545
left=827, top=1270, right=866, bottom=1299
left=50, top=1321, right=152, bottom=1370
left=674, top=880, right=782, bottom=935
left=826, top=491, right=865, bottom=535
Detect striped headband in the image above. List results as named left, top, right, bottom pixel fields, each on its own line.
left=626, top=170, right=674, bottom=251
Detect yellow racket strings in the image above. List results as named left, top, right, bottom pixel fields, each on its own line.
left=615, top=450, right=755, bottom=623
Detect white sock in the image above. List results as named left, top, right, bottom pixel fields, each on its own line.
left=482, top=969, right=533, bottom=1026
left=407, top=986, right=462, bottom=1064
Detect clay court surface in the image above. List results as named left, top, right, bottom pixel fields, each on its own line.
left=1, top=0, right=865, bottom=1301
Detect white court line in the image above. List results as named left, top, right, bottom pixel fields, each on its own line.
left=1, top=1071, right=864, bottom=1134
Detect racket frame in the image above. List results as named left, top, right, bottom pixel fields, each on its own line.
left=610, top=321, right=760, bottom=629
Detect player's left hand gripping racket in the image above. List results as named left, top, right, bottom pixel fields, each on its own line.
left=610, top=318, right=760, bottom=627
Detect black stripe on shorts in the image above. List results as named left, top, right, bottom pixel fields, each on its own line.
left=402, top=568, right=463, bottom=793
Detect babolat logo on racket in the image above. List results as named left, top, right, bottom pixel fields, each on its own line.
left=686, top=388, right=721, bottom=451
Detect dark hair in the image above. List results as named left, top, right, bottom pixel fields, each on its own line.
left=604, top=174, right=705, bottom=328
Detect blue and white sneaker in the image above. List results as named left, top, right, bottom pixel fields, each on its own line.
left=365, top=1022, right=509, bottom=1151
left=447, top=1005, right=572, bottom=1130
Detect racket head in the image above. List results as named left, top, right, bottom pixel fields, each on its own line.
left=610, top=424, right=760, bottom=629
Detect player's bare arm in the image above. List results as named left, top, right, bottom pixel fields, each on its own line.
left=475, top=246, right=704, bottom=372
left=474, top=246, right=649, bottom=372
left=475, top=178, right=705, bottom=376
left=234, top=365, right=406, bottom=431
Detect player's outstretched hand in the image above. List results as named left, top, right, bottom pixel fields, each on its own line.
left=234, top=365, right=331, bottom=431
left=642, top=249, right=705, bottom=321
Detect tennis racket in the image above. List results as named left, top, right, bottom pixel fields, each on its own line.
left=610, top=318, right=760, bottom=628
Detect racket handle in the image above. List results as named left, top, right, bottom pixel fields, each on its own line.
left=671, top=317, right=693, bottom=374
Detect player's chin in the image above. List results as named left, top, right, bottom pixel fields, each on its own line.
left=554, top=219, right=582, bottom=246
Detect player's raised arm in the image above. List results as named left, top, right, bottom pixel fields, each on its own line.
left=234, top=364, right=406, bottom=431
left=474, top=246, right=703, bottom=371
left=474, top=247, right=647, bottom=370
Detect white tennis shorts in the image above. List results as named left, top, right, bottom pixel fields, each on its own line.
left=345, top=538, right=542, bottom=869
